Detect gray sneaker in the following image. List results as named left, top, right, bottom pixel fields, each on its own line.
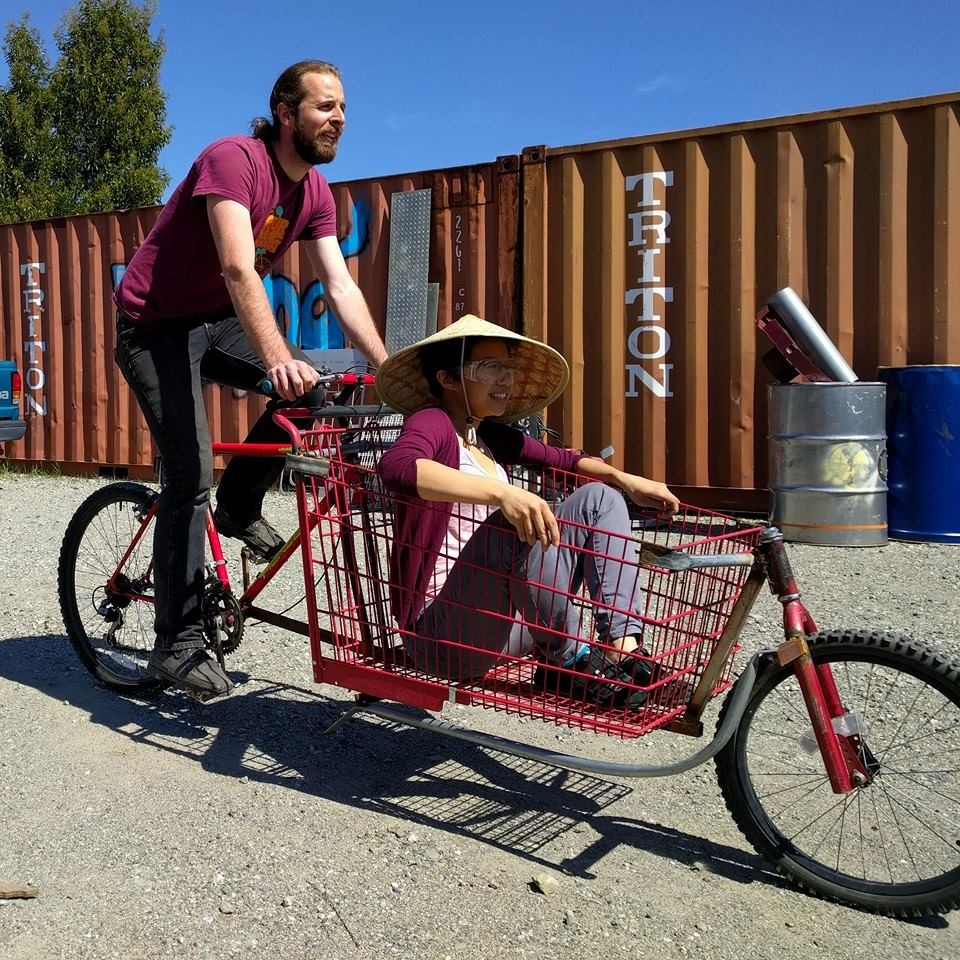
left=148, top=647, right=233, bottom=699
left=213, top=506, right=285, bottom=562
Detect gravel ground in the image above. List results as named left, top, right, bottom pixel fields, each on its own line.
left=0, top=471, right=958, bottom=960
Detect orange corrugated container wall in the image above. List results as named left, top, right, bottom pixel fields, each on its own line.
left=523, top=92, right=960, bottom=510
left=0, top=158, right=520, bottom=474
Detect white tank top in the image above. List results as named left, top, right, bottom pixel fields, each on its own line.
left=424, top=440, right=510, bottom=607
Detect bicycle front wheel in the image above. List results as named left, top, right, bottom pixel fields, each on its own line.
left=58, top=482, right=165, bottom=693
left=716, top=630, right=960, bottom=916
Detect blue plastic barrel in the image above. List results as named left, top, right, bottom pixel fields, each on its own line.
left=878, top=365, right=960, bottom=543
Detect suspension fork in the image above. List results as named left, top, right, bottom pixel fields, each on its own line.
left=760, top=527, right=870, bottom=793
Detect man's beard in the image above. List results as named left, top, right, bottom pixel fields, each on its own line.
left=292, top=115, right=338, bottom=165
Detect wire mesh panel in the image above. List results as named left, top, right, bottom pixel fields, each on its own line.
left=296, top=415, right=764, bottom=739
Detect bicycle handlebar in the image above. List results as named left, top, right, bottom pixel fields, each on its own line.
left=257, top=371, right=376, bottom=396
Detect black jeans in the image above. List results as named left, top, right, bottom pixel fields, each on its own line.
left=115, top=314, right=324, bottom=650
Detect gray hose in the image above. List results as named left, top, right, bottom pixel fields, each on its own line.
left=359, top=652, right=763, bottom=778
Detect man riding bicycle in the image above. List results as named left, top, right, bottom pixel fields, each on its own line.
left=113, top=59, right=387, bottom=700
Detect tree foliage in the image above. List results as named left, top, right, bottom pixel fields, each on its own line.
left=0, top=0, right=171, bottom=223
left=0, top=18, right=59, bottom=222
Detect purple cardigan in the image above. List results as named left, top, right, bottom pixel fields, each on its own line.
left=377, top=407, right=582, bottom=628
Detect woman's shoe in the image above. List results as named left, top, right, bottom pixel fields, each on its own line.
left=569, top=646, right=651, bottom=710
left=536, top=646, right=652, bottom=710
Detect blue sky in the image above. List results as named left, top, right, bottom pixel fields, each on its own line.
left=4, top=0, right=958, bottom=200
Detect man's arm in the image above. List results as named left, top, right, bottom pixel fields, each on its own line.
left=304, top=235, right=388, bottom=367
left=207, top=195, right=319, bottom=400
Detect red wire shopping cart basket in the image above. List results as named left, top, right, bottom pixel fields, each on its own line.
left=294, top=412, right=765, bottom=739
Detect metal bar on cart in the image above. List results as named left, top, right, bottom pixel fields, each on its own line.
left=638, top=542, right=755, bottom=571
left=664, top=563, right=768, bottom=736
left=308, top=403, right=394, bottom=421
left=243, top=605, right=318, bottom=639
left=342, top=654, right=763, bottom=779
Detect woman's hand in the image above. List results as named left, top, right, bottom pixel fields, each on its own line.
left=572, top=456, right=679, bottom=518
left=412, top=460, right=560, bottom=548
left=617, top=474, right=680, bottom=517
left=496, top=486, right=560, bottom=548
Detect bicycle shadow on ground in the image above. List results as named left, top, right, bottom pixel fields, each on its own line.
left=3, top=631, right=945, bottom=925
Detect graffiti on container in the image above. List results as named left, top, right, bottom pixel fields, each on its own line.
left=624, top=171, right=674, bottom=398
left=110, top=199, right=370, bottom=350
left=20, top=262, right=47, bottom=417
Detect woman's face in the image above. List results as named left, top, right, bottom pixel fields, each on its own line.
left=444, top=338, right=516, bottom=420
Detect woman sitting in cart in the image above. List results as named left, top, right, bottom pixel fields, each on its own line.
left=376, top=315, right=679, bottom=708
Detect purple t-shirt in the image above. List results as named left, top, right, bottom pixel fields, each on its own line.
left=114, top=135, right=337, bottom=323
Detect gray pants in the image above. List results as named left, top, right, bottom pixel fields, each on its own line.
left=408, top=483, right=644, bottom=681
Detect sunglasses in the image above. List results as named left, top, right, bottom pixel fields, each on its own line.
left=458, top=358, right=519, bottom=385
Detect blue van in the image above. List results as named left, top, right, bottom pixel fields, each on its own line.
left=0, top=360, right=26, bottom=442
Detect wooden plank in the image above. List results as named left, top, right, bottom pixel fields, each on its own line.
left=0, top=882, right=39, bottom=899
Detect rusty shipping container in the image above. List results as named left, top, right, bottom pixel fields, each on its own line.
left=523, top=92, right=960, bottom=509
left=3, top=91, right=960, bottom=498
left=0, top=158, right=520, bottom=473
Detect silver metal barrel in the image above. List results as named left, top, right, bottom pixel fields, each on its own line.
left=767, top=287, right=858, bottom=383
left=768, top=383, right=887, bottom=546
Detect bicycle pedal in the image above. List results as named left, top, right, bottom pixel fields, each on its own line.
left=185, top=685, right=232, bottom=704
left=241, top=546, right=271, bottom=565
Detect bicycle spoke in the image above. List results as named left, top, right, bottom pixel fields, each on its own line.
left=867, top=782, right=895, bottom=884
left=877, top=777, right=925, bottom=881
left=767, top=775, right=838, bottom=822
left=751, top=726, right=814, bottom=743
left=751, top=770, right=828, bottom=777
left=881, top=712, right=960, bottom=757
left=857, top=791, right=866, bottom=880
left=805, top=793, right=857, bottom=869
left=877, top=777, right=960, bottom=842
left=755, top=776, right=828, bottom=802
left=742, top=750, right=821, bottom=771
left=877, top=681, right=942, bottom=767
left=885, top=766, right=960, bottom=775
left=790, top=791, right=851, bottom=845
left=883, top=766, right=958, bottom=806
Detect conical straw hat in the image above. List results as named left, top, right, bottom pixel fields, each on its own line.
left=375, top=314, right=569, bottom=420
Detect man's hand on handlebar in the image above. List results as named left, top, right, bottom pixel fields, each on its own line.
left=258, top=370, right=377, bottom=404
left=265, top=360, right=321, bottom=401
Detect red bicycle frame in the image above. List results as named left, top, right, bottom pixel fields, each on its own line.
left=105, top=395, right=869, bottom=796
